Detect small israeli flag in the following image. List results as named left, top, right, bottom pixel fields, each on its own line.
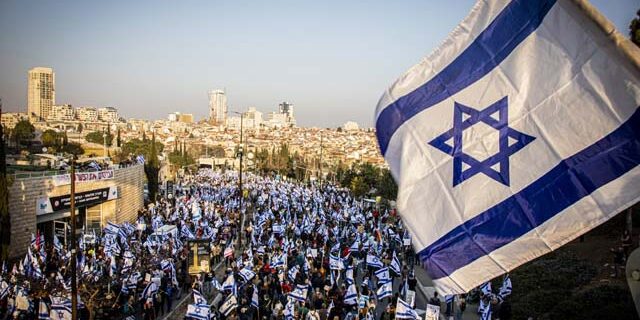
left=480, top=282, right=492, bottom=296
left=251, top=285, right=259, bottom=308
left=329, top=253, right=344, bottom=270
left=219, top=295, right=237, bottom=316
left=376, top=0, right=640, bottom=294
left=499, top=274, right=512, bottom=298
left=376, top=280, right=393, bottom=300
left=366, top=254, right=383, bottom=269
left=344, top=284, right=358, bottom=305
left=288, top=286, right=307, bottom=303
left=390, top=251, right=401, bottom=275
left=53, top=235, right=63, bottom=253
left=349, top=240, right=360, bottom=253
left=345, top=266, right=354, bottom=285
left=374, top=267, right=390, bottom=283
left=239, top=268, right=256, bottom=282
left=287, top=265, right=299, bottom=282
left=222, top=274, right=235, bottom=291
left=186, top=304, right=210, bottom=320
left=192, top=288, right=208, bottom=306
left=38, top=300, right=50, bottom=320
left=479, top=298, right=492, bottom=320
left=395, top=298, right=419, bottom=319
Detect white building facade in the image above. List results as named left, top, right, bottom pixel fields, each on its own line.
left=208, top=90, right=227, bottom=126
left=27, top=67, right=55, bottom=120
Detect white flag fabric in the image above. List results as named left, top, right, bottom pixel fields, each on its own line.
left=289, top=286, right=308, bottom=302
left=390, top=251, right=401, bottom=275
left=376, top=280, right=392, bottom=300
left=193, top=289, right=208, bottom=306
left=395, top=297, right=419, bottom=319
left=38, top=301, right=50, bottom=320
left=375, top=0, right=640, bottom=294
left=186, top=304, right=211, bottom=320
left=344, top=284, right=358, bottom=305
left=219, top=295, right=238, bottom=316
left=239, top=268, right=256, bottom=282
left=222, top=274, right=235, bottom=291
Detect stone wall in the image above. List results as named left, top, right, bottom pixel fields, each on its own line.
left=7, top=164, right=145, bottom=259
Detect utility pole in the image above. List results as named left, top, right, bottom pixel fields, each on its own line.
left=102, top=129, right=107, bottom=157
left=69, top=159, right=78, bottom=320
left=319, top=130, right=323, bottom=189
left=232, top=111, right=245, bottom=248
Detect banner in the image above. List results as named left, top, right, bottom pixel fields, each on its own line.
left=425, top=304, right=440, bottom=320
left=52, top=170, right=114, bottom=187
left=37, top=186, right=118, bottom=215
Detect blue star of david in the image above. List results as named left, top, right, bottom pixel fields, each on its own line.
left=428, top=96, right=535, bottom=187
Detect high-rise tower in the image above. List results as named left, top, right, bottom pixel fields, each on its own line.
left=27, top=67, right=55, bottom=120
left=208, top=89, right=227, bottom=125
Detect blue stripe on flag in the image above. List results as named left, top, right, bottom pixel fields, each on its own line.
left=375, top=0, right=557, bottom=155
left=420, top=107, right=640, bottom=279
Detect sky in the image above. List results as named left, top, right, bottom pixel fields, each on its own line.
left=0, top=0, right=637, bottom=128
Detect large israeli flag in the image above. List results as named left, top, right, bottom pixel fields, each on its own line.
left=375, top=0, right=640, bottom=294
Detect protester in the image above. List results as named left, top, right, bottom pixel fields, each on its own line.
left=0, top=168, right=513, bottom=319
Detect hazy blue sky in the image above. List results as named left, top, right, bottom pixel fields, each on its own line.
left=0, top=0, right=636, bottom=127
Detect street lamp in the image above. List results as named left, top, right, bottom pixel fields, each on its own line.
left=65, top=156, right=79, bottom=320
left=102, top=130, right=107, bottom=157
left=231, top=111, right=245, bottom=247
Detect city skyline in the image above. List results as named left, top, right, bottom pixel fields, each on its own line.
left=0, top=0, right=636, bottom=127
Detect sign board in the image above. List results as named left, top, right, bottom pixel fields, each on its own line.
left=37, top=186, right=118, bottom=215
left=425, top=304, right=440, bottom=320
left=406, top=290, right=416, bottom=308
left=188, top=240, right=211, bottom=275
left=54, top=221, right=68, bottom=246
left=52, top=170, right=114, bottom=187
left=166, top=181, right=174, bottom=196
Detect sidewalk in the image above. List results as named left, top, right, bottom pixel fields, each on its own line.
left=413, top=265, right=479, bottom=319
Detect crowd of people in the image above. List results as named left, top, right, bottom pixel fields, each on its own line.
left=0, top=168, right=514, bottom=319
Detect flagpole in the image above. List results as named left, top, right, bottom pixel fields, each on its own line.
left=570, top=0, right=640, bottom=71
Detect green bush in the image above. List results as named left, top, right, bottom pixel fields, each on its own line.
left=510, top=250, right=598, bottom=319
left=85, top=131, right=113, bottom=146
left=547, top=284, right=638, bottom=320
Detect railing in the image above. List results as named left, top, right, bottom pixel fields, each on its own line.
left=10, top=163, right=143, bottom=180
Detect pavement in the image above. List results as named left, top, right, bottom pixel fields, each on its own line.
left=413, top=264, right=479, bottom=319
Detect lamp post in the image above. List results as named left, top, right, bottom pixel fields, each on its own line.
left=69, top=158, right=78, bottom=320
left=319, top=130, right=323, bottom=189
left=102, top=129, right=107, bottom=157
left=232, top=111, right=245, bottom=247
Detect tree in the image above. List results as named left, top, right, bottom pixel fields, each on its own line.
left=12, top=119, right=35, bottom=149
left=116, top=128, right=121, bottom=147
left=63, top=131, right=68, bottom=146
left=168, top=150, right=195, bottom=167
left=144, top=132, right=160, bottom=203
left=210, top=145, right=226, bottom=158
left=85, top=131, right=113, bottom=146
left=0, top=100, right=10, bottom=261
left=61, top=142, right=84, bottom=157
left=121, top=139, right=163, bottom=158
left=41, top=129, right=59, bottom=148
left=630, top=9, right=640, bottom=47
left=377, top=169, right=398, bottom=200
left=350, top=176, right=369, bottom=198
left=77, top=123, right=83, bottom=133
